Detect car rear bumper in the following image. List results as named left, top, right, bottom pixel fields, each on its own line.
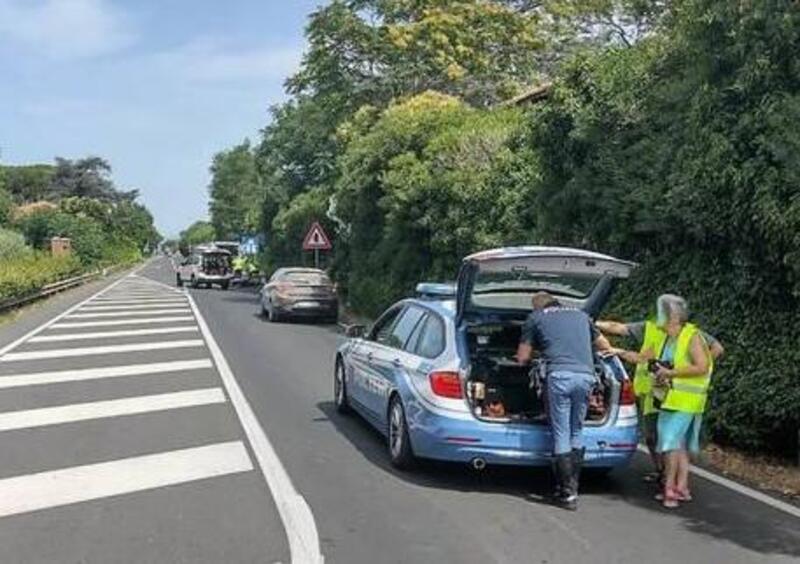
left=197, top=274, right=232, bottom=282
left=407, top=405, right=638, bottom=468
left=274, top=300, right=338, bottom=317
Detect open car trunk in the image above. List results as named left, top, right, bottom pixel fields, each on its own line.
left=456, top=247, right=635, bottom=425
left=201, top=253, right=231, bottom=276
left=463, top=322, right=619, bottom=424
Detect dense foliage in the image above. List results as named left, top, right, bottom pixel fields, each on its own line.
left=202, top=0, right=800, bottom=457
left=178, top=220, right=216, bottom=254
left=0, top=156, right=160, bottom=302
left=208, top=142, right=263, bottom=240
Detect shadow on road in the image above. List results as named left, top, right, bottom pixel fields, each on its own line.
left=317, top=400, right=800, bottom=559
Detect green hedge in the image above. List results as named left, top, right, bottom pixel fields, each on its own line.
left=0, top=253, right=82, bottom=303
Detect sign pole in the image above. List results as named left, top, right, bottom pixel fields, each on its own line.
left=314, top=248, right=319, bottom=269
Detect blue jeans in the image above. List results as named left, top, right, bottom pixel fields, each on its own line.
left=547, top=370, right=595, bottom=455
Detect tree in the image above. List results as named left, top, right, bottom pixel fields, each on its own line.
left=289, top=0, right=546, bottom=108
left=179, top=220, right=216, bottom=252
left=332, top=91, right=527, bottom=313
left=49, top=157, right=138, bottom=202
left=0, top=164, right=54, bottom=203
left=208, top=141, right=263, bottom=240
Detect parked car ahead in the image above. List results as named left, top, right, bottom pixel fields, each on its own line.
left=176, top=247, right=232, bottom=290
left=260, top=267, right=338, bottom=323
left=334, top=246, right=639, bottom=472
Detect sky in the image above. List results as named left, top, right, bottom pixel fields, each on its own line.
left=0, top=0, right=325, bottom=237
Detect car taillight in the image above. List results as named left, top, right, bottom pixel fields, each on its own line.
left=274, top=283, right=292, bottom=296
left=620, top=379, right=636, bottom=405
left=429, top=371, right=462, bottom=399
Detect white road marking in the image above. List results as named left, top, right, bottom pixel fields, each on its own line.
left=186, top=289, right=325, bottom=564
left=51, top=316, right=195, bottom=329
left=0, top=278, right=130, bottom=359
left=0, top=359, right=213, bottom=389
left=90, top=297, right=187, bottom=304
left=97, top=292, right=177, bottom=300
left=0, top=441, right=252, bottom=518
left=30, top=327, right=199, bottom=343
left=0, top=339, right=205, bottom=362
left=66, top=308, right=189, bottom=319
left=0, top=387, right=226, bottom=432
left=636, top=445, right=800, bottom=519
left=79, top=303, right=188, bottom=312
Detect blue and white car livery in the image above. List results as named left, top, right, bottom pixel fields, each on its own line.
left=334, top=246, right=639, bottom=471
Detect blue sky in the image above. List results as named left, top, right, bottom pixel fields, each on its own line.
left=0, top=0, right=324, bottom=236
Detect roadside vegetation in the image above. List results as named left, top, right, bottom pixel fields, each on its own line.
left=0, top=157, right=161, bottom=303
left=202, top=1, right=799, bottom=461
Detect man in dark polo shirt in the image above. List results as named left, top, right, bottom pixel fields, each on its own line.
left=517, top=292, right=613, bottom=510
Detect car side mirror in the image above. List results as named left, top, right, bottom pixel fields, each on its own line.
left=345, top=324, right=366, bottom=339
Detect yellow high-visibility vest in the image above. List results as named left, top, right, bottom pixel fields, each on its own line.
left=633, top=320, right=666, bottom=415
left=661, top=323, right=713, bottom=414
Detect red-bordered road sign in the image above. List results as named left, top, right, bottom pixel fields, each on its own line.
left=302, top=222, right=332, bottom=251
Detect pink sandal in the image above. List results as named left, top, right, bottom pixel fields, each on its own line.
left=656, top=487, right=681, bottom=508
left=675, top=488, right=692, bottom=502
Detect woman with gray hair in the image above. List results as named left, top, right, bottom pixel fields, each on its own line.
left=650, top=294, right=714, bottom=508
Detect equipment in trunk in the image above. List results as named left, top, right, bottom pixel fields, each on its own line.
left=464, top=322, right=613, bottom=424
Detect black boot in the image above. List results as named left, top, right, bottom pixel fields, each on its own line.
left=571, top=447, right=586, bottom=496
left=550, top=458, right=562, bottom=500
left=554, top=454, right=577, bottom=511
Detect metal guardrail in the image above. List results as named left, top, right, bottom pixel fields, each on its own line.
left=0, top=270, right=101, bottom=314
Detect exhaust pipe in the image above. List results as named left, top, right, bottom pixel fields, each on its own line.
left=470, top=457, right=487, bottom=471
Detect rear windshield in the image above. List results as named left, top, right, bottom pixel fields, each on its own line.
left=471, top=269, right=600, bottom=311
left=284, top=272, right=331, bottom=285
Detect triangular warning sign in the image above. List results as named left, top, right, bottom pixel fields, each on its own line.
left=302, top=221, right=332, bottom=251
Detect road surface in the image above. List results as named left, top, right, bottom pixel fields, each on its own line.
left=0, top=257, right=797, bottom=564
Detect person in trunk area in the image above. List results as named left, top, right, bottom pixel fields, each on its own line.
left=598, top=295, right=719, bottom=508
left=516, top=291, right=614, bottom=511
left=596, top=296, right=723, bottom=489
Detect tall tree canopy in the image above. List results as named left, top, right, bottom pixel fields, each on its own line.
left=208, top=141, right=263, bottom=240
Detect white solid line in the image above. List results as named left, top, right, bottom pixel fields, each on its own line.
left=0, top=339, right=204, bottom=362
left=186, top=291, right=325, bottom=564
left=0, top=387, right=226, bottom=432
left=66, top=308, right=189, bottom=319
left=29, top=326, right=199, bottom=343
left=0, top=441, right=252, bottom=518
left=0, top=359, right=213, bottom=389
left=51, top=316, right=195, bottom=329
left=636, top=445, right=800, bottom=519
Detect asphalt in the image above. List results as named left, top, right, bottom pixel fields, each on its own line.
left=0, top=260, right=289, bottom=564
left=0, top=256, right=798, bottom=563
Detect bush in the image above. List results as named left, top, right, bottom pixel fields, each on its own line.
left=522, top=1, right=800, bottom=457
left=0, top=187, right=12, bottom=226
left=0, top=253, right=81, bottom=303
left=0, top=228, right=30, bottom=261
left=14, top=208, right=112, bottom=266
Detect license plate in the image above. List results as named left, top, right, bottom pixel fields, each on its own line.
left=297, top=301, right=320, bottom=308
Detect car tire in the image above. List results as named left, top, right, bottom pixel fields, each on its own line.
left=267, top=302, right=282, bottom=323
left=176, top=274, right=183, bottom=287
left=334, top=359, right=351, bottom=414
left=388, top=396, right=415, bottom=470
left=221, top=281, right=229, bottom=290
